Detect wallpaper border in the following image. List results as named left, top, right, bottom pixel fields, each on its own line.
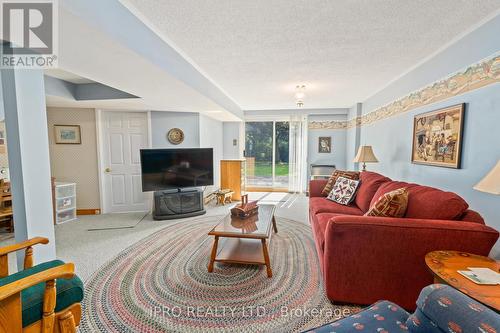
left=309, top=53, right=500, bottom=130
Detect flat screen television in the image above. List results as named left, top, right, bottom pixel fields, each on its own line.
left=140, top=148, right=214, bottom=192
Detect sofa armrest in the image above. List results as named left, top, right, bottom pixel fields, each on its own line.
left=322, top=215, right=499, bottom=309
left=409, top=284, right=500, bottom=332
left=309, top=179, right=328, bottom=197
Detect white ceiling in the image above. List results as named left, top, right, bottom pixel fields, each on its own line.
left=123, top=0, right=500, bottom=110
left=47, top=6, right=241, bottom=122
left=44, top=69, right=95, bottom=84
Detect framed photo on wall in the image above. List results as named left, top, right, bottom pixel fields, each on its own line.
left=411, top=103, right=465, bottom=168
left=54, top=125, right=82, bottom=144
left=318, top=136, right=331, bottom=153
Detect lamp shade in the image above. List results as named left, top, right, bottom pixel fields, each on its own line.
left=353, top=146, right=379, bottom=163
left=474, top=160, right=500, bottom=195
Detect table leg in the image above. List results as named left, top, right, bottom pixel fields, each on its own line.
left=261, top=239, right=272, bottom=278
left=272, top=215, right=278, bottom=233
left=208, top=236, right=219, bottom=273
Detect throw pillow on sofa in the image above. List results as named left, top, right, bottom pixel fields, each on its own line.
left=365, top=187, right=408, bottom=218
left=371, top=181, right=469, bottom=220
left=321, top=170, right=360, bottom=196
left=327, top=176, right=360, bottom=205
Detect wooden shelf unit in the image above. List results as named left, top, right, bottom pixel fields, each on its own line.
left=220, top=159, right=246, bottom=201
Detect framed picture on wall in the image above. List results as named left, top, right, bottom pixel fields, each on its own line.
left=54, top=125, right=82, bottom=144
left=411, top=103, right=465, bottom=168
left=318, top=136, right=331, bottom=153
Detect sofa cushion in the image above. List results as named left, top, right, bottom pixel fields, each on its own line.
left=321, top=170, right=360, bottom=196
left=305, top=300, right=410, bottom=333
left=0, top=260, right=84, bottom=327
left=459, top=210, right=485, bottom=224
left=372, top=181, right=469, bottom=220
left=326, top=177, right=360, bottom=205
left=310, top=197, right=364, bottom=216
left=354, top=171, right=391, bottom=212
left=365, top=187, right=409, bottom=218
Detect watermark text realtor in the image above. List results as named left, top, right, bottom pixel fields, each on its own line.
left=0, top=0, right=58, bottom=68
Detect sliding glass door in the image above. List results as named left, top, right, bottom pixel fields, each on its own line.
left=245, top=121, right=289, bottom=190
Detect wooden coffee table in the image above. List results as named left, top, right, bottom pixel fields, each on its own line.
left=425, top=250, right=500, bottom=311
left=207, top=204, right=277, bottom=277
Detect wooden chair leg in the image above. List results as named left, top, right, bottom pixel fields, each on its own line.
left=58, top=311, right=77, bottom=333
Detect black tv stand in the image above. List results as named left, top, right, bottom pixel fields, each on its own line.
left=153, top=188, right=206, bottom=220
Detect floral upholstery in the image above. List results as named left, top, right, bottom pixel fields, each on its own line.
left=407, top=284, right=499, bottom=333
left=306, top=301, right=409, bottom=332
left=304, top=284, right=500, bottom=333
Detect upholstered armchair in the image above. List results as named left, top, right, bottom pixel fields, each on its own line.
left=0, top=237, right=83, bottom=333
left=306, top=284, right=499, bottom=332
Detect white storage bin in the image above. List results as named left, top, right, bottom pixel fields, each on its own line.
left=56, top=209, right=76, bottom=224
left=56, top=196, right=76, bottom=210
left=54, top=182, right=77, bottom=224
left=55, top=183, right=76, bottom=198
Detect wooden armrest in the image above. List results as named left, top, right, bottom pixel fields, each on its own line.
left=0, top=237, right=49, bottom=256
left=0, top=263, right=74, bottom=301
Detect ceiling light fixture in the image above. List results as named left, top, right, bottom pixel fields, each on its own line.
left=295, top=85, right=306, bottom=107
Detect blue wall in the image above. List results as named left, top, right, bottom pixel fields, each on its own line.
left=308, top=115, right=347, bottom=176
left=353, top=14, right=500, bottom=258
left=345, top=103, right=361, bottom=170
left=151, top=111, right=200, bottom=148
left=360, top=84, right=500, bottom=257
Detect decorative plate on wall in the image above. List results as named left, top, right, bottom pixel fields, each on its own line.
left=167, top=128, right=184, bottom=145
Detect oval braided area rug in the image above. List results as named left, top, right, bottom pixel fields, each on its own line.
left=80, top=215, right=359, bottom=333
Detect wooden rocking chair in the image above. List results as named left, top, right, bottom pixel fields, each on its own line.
left=0, top=237, right=83, bottom=333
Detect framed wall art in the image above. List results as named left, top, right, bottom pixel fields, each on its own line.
left=54, top=125, right=82, bottom=144
left=318, top=136, right=331, bottom=153
left=411, top=104, right=465, bottom=168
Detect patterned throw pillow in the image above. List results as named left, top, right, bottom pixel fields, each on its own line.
left=365, top=187, right=409, bottom=217
left=321, top=170, right=360, bottom=196
left=326, top=176, right=361, bottom=205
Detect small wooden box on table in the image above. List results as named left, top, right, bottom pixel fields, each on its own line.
left=208, top=204, right=277, bottom=277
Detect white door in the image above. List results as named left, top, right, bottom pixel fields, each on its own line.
left=101, top=111, right=150, bottom=213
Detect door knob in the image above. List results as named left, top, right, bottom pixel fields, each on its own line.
left=105, top=167, right=112, bottom=173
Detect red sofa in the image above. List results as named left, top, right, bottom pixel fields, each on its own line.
left=309, top=171, right=499, bottom=310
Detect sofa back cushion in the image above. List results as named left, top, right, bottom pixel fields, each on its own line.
left=354, top=171, right=391, bottom=212
left=459, top=210, right=485, bottom=224
left=371, top=181, right=469, bottom=220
